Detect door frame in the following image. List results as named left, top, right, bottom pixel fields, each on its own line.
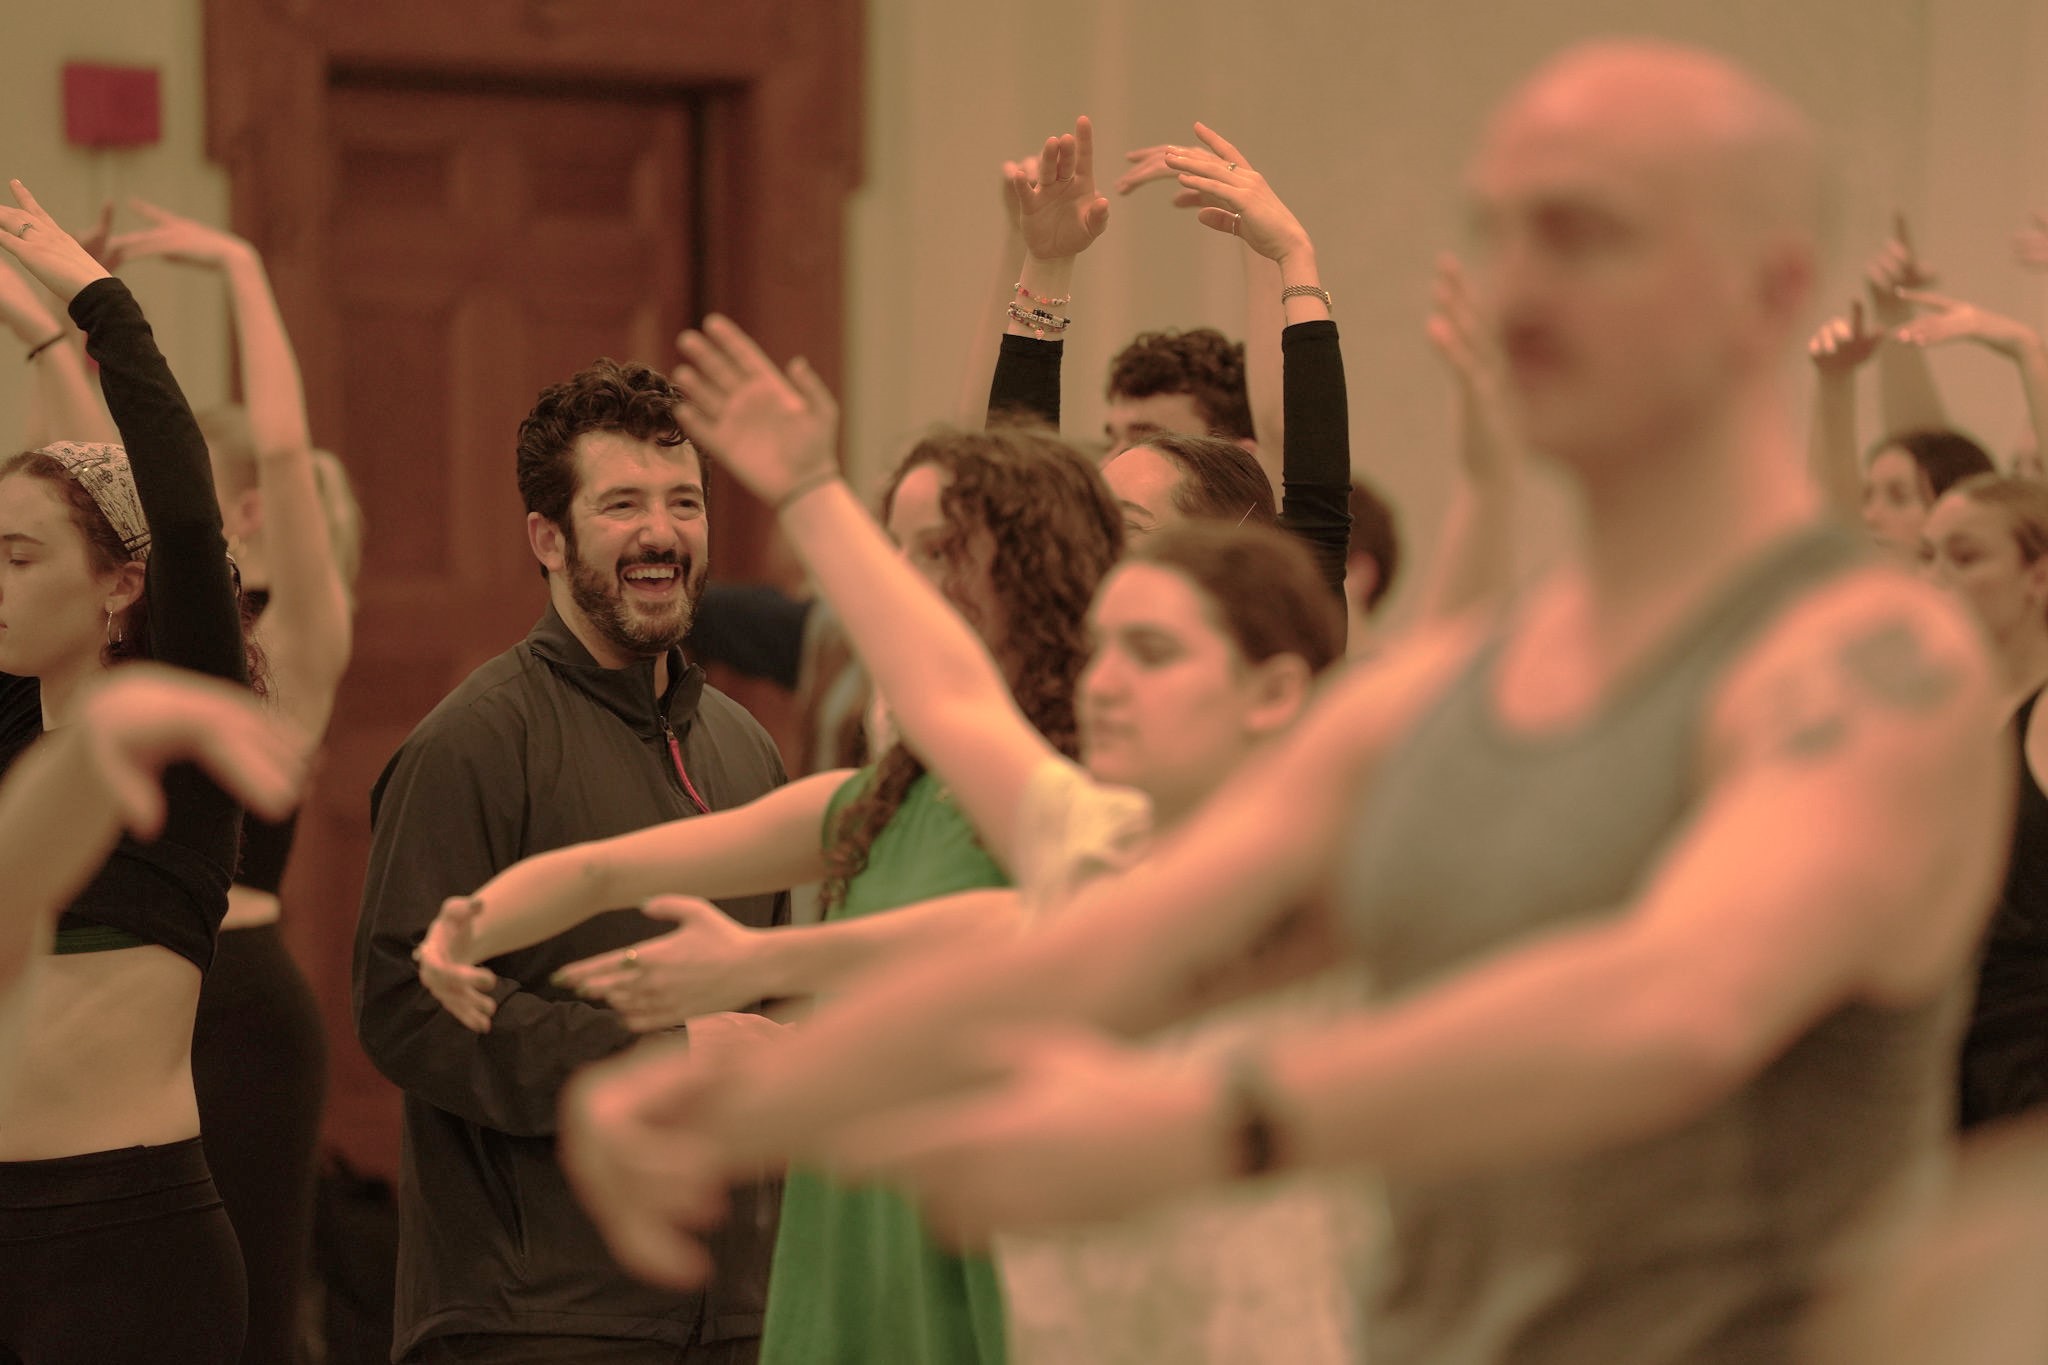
left=204, top=0, right=863, bottom=1172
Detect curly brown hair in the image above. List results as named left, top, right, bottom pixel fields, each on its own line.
left=1106, top=328, right=1254, bottom=442
left=820, top=425, right=1124, bottom=909
left=514, top=359, right=694, bottom=579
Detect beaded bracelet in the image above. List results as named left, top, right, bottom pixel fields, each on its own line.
left=23, top=332, right=64, bottom=364
left=1006, top=302, right=1072, bottom=340
left=1013, top=281, right=1074, bottom=309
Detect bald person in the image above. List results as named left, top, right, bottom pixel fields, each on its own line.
left=558, top=41, right=2012, bottom=1365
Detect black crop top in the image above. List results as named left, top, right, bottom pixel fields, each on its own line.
left=0, top=278, right=247, bottom=971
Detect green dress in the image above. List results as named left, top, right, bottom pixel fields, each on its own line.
left=758, top=769, right=1011, bottom=1365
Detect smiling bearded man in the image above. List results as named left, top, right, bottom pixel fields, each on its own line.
left=352, top=358, right=790, bottom=1365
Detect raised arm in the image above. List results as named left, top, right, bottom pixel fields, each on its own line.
left=971, top=152, right=1052, bottom=428
left=1416, top=252, right=1523, bottom=621
left=414, top=768, right=848, bottom=1031
left=985, top=118, right=1112, bottom=430
left=1893, top=289, right=2048, bottom=474
left=0, top=182, right=241, bottom=687
left=1806, top=300, right=1882, bottom=518
left=1159, top=125, right=1351, bottom=598
left=111, top=202, right=354, bottom=735
left=674, top=317, right=1065, bottom=869
left=1866, top=217, right=1950, bottom=437
left=0, top=260, right=112, bottom=448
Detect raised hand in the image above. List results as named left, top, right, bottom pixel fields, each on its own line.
left=1113, top=140, right=1180, bottom=197
left=0, top=181, right=114, bottom=304
left=103, top=198, right=252, bottom=271
left=1009, top=115, right=1110, bottom=262
left=672, top=315, right=840, bottom=506
left=414, top=895, right=500, bottom=1032
left=1808, top=299, right=1884, bottom=376
left=1427, top=254, right=1502, bottom=395
left=2016, top=212, right=2048, bottom=273
left=551, top=895, right=773, bottom=1031
left=1158, top=123, right=1311, bottom=265
left=1865, top=213, right=1936, bottom=325
left=1893, top=289, right=2044, bottom=360
left=559, top=1042, right=733, bottom=1288
left=77, top=666, right=309, bottom=839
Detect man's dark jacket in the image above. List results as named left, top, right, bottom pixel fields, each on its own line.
left=353, top=604, right=789, bottom=1360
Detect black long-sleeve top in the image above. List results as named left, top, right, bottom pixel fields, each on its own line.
left=353, top=606, right=790, bottom=1355
left=0, top=277, right=245, bottom=971
left=986, top=321, right=1354, bottom=605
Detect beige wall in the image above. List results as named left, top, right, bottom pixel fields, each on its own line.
left=844, top=0, right=2048, bottom=622
left=0, top=0, right=230, bottom=429
left=4, top=1, right=2045, bottom=625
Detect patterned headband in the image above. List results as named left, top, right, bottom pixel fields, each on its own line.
left=35, top=442, right=151, bottom=562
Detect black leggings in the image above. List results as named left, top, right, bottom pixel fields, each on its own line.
left=192, top=921, right=328, bottom=1365
left=0, top=1138, right=246, bottom=1364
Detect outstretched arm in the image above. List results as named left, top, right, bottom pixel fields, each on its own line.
left=542, top=887, right=1025, bottom=1033
left=674, top=317, right=1065, bottom=870
left=111, top=202, right=354, bottom=736
left=825, top=581, right=2008, bottom=1242
left=413, top=768, right=848, bottom=1030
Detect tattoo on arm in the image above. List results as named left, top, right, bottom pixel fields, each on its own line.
left=1766, top=618, right=1962, bottom=762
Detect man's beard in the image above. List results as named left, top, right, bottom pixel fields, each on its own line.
left=563, top=530, right=706, bottom=661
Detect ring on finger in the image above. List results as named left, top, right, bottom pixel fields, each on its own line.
left=1230, top=212, right=1243, bottom=235
left=624, top=947, right=642, bottom=971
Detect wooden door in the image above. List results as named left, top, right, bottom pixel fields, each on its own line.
left=292, top=79, right=699, bottom=1171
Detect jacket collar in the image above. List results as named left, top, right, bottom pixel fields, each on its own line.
left=526, top=602, right=706, bottom=736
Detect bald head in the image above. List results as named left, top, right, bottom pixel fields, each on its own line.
left=1469, top=41, right=1823, bottom=471
left=1488, top=40, right=1821, bottom=245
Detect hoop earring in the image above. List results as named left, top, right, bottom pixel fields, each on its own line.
left=105, top=607, right=123, bottom=649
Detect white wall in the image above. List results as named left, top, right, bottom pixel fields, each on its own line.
left=0, top=0, right=231, bottom=429
left=843, top=0, right=2048, bottom=622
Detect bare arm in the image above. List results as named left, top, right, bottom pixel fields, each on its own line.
left=675, top=323, right=1062, bottom=870
left=695, top=619, right=1482, bottom=1163
left=1868, top=219, right=1950, bottom=436
left=0, top=262, right=113, bottom=448
left=111, top=204, right=354, bottom=736
left=959, top=157, right=1032, bottom=425
left=1806, top=301, right=1881, bottom=519
left=544, top=887, right=1026, bottom=1031
left=1894, top=289, right=2048, bottom=473
left=819, top=577, right=2006, bottom=1241
left=460, top=769, right=848, bottom=964
left=1415, top=253, right=1522, bottom=621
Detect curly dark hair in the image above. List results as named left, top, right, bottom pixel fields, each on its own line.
left=1106, top=328, right=1254, bottom=442
left=514, top=359, right=694, bottom=578
left=0, top=451, right=267, bottom=693
left=820, top=425, right=1124, bottom=909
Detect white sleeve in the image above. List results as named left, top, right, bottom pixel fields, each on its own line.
left=1012, top=756, right=1153, bottom=927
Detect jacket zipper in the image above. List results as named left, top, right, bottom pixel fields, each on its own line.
left=660, top=716, right=712, bottom=814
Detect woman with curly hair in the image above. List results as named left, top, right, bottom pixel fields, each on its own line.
left=410, top=409, right=1122, bottom=1364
